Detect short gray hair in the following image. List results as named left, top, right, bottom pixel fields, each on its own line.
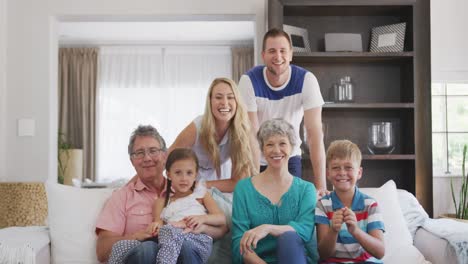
left=257, top=119, right=296, bottom=150
left=128, top=125, right=167, bottom=155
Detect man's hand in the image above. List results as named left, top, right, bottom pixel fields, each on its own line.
left=146, top=221, right=162, bottom=236
left=131, top=230, right=153, bottom=241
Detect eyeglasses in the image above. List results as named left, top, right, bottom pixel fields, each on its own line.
left=130, top=147, right=164, bottom=159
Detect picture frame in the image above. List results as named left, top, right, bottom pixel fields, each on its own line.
left=283, top=24, right=311, bottom=53
left=369, top=22, right=406, bottom=52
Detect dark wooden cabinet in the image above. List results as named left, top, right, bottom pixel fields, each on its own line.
left=269, top=0, right=432, bottom=214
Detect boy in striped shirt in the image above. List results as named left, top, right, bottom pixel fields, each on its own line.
left=315, top=140, right=385, bottom=263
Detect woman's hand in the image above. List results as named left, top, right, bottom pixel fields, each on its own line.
left=243, top=250, right=267, bottom=264
left=183, top=215, right=206, bottom=229
left=317, top=188, right=330, bottom=199
left=239, top=224, right=270, bottom=255
left=189, top=223, right=207, bottom=234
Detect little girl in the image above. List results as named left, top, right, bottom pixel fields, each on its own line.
left=108, top=148, right=226, bottom=264
left=150, top=148, right=226, bottom=263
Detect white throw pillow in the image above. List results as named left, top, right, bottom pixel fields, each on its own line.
left=397, top=189, right=429, bottom=238
left=46, top=183, right=114, bottom=264
left=360, top=180, right=427, bottom=263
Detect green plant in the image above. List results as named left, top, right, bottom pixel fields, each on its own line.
left=58, top=132, right=73, bottom=184
left=450, top=144, right=468, bottom=219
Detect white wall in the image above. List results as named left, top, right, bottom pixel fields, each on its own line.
left=431, top=0, right=468, bottom=81
left=0, top=0, right=6, bottom=181
left=3, top=0, right=266, bottom=182
left=433, top=177, right=463, bottom=217
left=431, top=0, right=468, bottom=217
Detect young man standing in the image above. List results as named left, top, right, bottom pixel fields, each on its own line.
left=238, top=28, right=327, bottom=195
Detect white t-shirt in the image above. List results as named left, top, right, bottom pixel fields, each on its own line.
left=192, top=115, right=232, bottom=180
left=238, top=65, right=324, bottom=165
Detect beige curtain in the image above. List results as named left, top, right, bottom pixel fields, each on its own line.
left=231, top=46, right=254, bottom=84
left=59, top=48, right=98, bottom=181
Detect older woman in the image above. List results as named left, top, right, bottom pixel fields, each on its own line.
left=168, top=77, right=256, bottom=192
left=231, top=119, right=316, bottom=264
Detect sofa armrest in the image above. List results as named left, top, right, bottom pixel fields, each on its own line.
left=414, top=227, right=457, bottom=264
left=0, top=226, right=51, bottom=264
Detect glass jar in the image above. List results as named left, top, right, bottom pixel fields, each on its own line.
left=333, top=76, right=354, bottom=102
left=367, top=122, right=395, bottom=154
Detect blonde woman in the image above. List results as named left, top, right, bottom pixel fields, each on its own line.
left=169, top=77, right=256, bottom=193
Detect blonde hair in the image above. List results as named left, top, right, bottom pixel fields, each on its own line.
left=200, top=78, right=256, bottom=178
left=326, top=140, right=362, bottom=167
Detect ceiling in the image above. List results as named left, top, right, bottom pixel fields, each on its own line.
left=58, top=21, right=255, bottom=45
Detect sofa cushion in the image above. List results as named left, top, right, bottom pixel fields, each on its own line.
left=383, top=243, right=430, bottom=264
left=207, top=188, right=233, bottom=264
left=360, top=180, right=427, bottom=263
left=46, top=182, right=113, bottom=264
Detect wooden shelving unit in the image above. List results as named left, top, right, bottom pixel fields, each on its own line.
left=323, top=103, right=415, bottom=109
left=269, top=0, right=432, bottom=214
left=293, top=52, right=414, bottom=63
left=362, top=154, right=415, bottom=160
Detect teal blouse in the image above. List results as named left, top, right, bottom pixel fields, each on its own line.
left=231, top=176, right=317, bottom=264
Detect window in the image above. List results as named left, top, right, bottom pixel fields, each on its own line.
left=96, top=46, right=232, bottom=182
left=431, top=82, right=468, bottom=176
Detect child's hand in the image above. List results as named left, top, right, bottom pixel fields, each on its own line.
left=182, top=226, right=194, bottom=234
left=146, top=221, right=162, bottom=236
left=343, top=207, right=358, bottom=233
left=169, top=220, right=187, bottom=229
left=183, top=215, right=206, bottom=229
left=190, top=223, right=206, bottom=234
left=331, top=208, right=345, bottom=232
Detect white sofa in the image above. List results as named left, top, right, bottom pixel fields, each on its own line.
left=0, top=180, right=463, bottom=264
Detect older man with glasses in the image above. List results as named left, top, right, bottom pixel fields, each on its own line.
left=95, top=125, right=210, bottom=264
left=95, top=125, right=168, bottom=263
